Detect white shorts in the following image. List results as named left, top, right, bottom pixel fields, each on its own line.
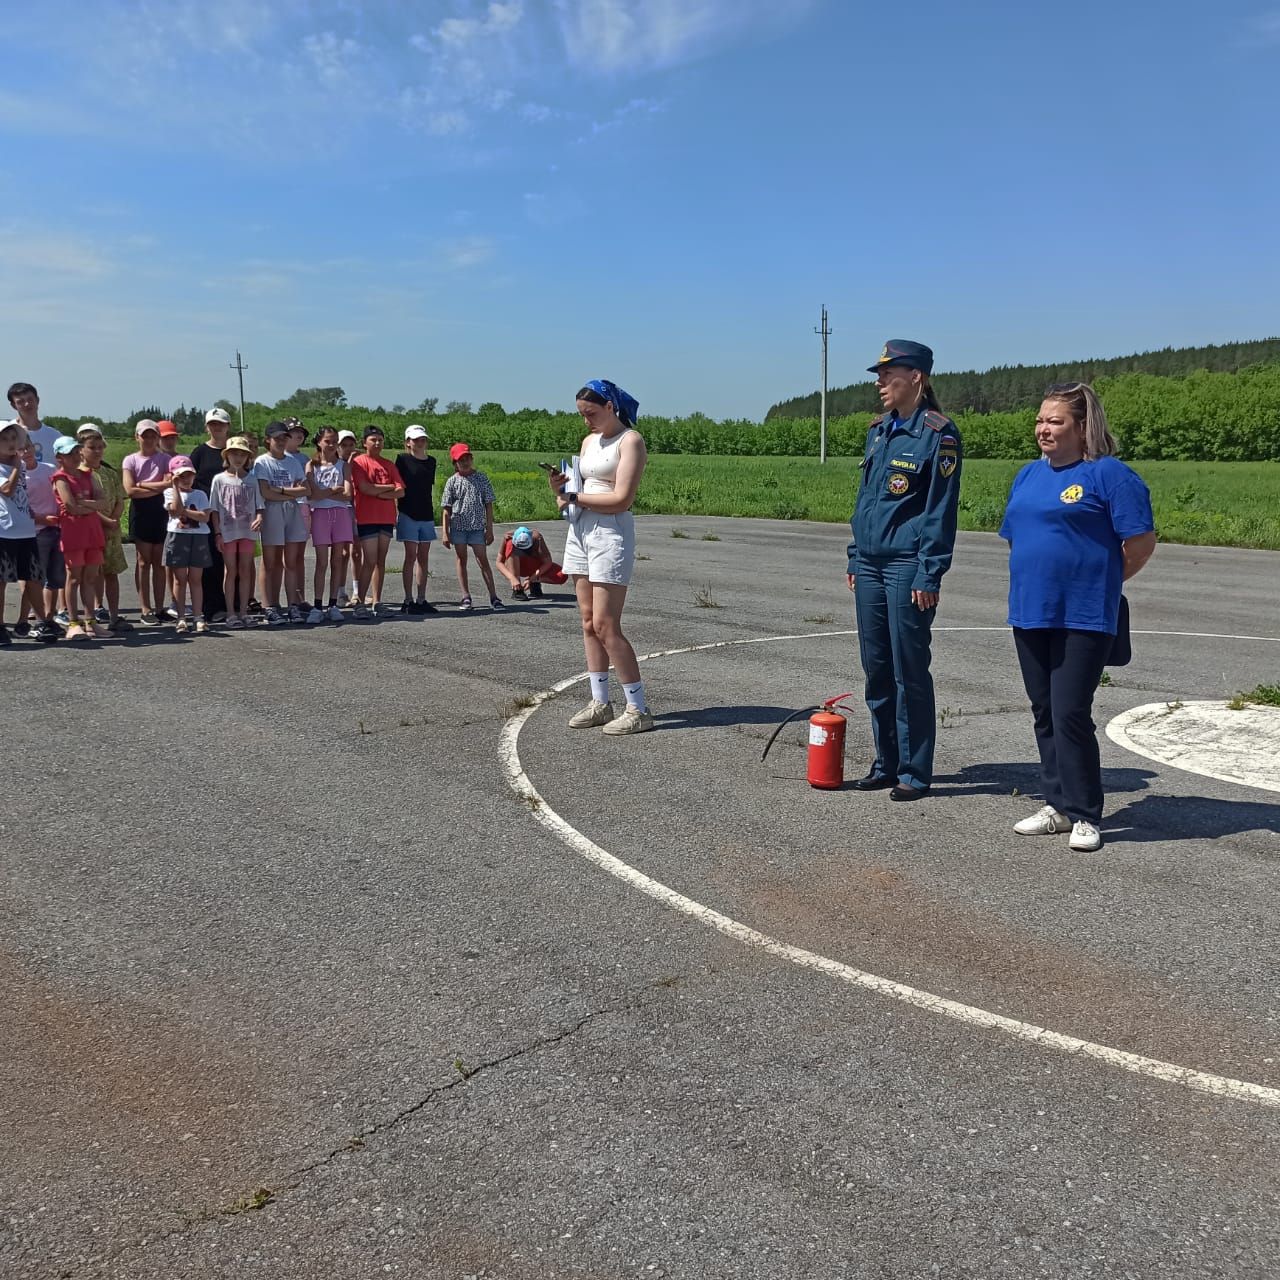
left=562, top=510, right=635, bottom=586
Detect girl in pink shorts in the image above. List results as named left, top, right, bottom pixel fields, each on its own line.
left=306, top=426, right=354, bottom=623
left=209, top=436, right=264, bottom=629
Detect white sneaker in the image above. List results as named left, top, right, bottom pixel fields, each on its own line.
left=568, top=699, right=615, bottom=729
left=306, top=606, right=324, bottom=625
left=1013, top=805, right=1072, bottom=836
left=1069, top=821, right=1102, bottom=852
left=601, top=705, right=655, bottom=736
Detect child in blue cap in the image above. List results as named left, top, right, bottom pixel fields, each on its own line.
left=496, top=525, right=566, bottom=600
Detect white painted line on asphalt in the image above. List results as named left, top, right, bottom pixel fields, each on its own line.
left=1107, top=701, right=1280, bottom=794
left=500, top=628, right=1280, bottom=1110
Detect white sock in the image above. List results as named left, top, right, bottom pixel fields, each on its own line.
left=621, top=680, right=647, bottom=713
left=589, top=671, right=610, bottom=704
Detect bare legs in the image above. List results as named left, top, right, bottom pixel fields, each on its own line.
left=135, top=541, right=164, bottom=614
left=358, top=533, right=391, bottom=607
left=402, top=541, right=430, bottom=602
left=574, top=578, right=640, bottom=684
left=314, top=542, right=349, bottom=605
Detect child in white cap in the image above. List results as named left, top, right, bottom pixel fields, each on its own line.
left=163, top=455, right=213, bottom=634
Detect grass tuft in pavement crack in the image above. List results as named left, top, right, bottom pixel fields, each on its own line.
left=222, top=1187, right=276, bottom=1216
left=1227, top=682, right=1280, bottom=710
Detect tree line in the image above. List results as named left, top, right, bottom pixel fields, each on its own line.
left=765, top=337, right=1280, bottom=419
left=40, top=364, right=1280, bottom=462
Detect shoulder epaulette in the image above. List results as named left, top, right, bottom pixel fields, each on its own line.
left=923, top=410, right=951, bottom=432
left=870, top=414, right=886, bottom=428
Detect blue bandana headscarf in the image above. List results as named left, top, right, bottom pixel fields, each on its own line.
left=582, top=378, right=639, bottom=427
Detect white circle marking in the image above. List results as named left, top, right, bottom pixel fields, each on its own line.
left=500, top=627, right=1280, bottom=1109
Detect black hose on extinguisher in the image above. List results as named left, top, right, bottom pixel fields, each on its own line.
left=759, top=706, right=821, bottom=763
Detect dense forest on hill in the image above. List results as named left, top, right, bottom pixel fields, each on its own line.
left=765, top=337, right=1280, bottom=419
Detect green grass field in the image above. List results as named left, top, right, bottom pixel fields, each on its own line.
left=103, top=441, right=1280, bottom=550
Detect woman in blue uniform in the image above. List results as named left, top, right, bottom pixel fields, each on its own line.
left=845, top=340, right=962, bottom=801
left=999, top=381, right=1155, bottom=852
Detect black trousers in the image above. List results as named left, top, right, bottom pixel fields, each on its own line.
left=202, top=538, right=226, bottom=619
left=1012, top=627, right=1114, bottom=825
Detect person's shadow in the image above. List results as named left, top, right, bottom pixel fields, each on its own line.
left=936, top=762, right=1279, bottom=846
left=932, top=762, right=1161, bottom=798
left=656, top=704, right=801, bottom=731
left=1105, top=793, right=1280, bottom=846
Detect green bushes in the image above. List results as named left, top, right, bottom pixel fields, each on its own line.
left=79, top=360, right=1280, bottom=462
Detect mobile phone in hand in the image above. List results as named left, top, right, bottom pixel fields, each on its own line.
left=536, top=461, right=561, bottom=474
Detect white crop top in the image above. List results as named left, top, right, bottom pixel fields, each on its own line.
left=578, top=428, right=634, bottom=495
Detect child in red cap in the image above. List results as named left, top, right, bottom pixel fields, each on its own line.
left=440, top=443, right=501, bottom=611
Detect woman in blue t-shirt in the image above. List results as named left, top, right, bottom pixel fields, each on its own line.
left=998, top=382, right=1156, bottom=852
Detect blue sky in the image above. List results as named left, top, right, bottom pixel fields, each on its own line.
left=4, top=0, right=1279, bottom=421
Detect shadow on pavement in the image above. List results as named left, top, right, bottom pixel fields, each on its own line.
left=655, top=704, right=800, bottom=730
left=1106, top=793, right=1280, bottom=845
left=933, top=762, right=1160, bottom=798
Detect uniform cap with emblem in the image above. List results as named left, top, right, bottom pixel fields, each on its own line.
left=868, top=339, right=934, bottom=375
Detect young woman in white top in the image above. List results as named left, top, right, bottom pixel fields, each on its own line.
left=549, top=380, right=652, bottom=735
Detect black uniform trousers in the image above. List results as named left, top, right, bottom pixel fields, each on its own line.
left=1012, top=627, right=1113, bottom=825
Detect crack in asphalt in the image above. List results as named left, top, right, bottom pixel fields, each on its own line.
left=84, top=977, right=683, bottom=1277
left=292, top=1001, right=622, bottom=1180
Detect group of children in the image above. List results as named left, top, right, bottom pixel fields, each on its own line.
left=0, top=396, right=567, bottom=642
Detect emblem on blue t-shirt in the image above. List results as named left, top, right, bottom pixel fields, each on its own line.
left=1060, top=484, right=1083, bottom=504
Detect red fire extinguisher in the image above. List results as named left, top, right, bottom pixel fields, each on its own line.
left=761, top=693, right=860, bottom=790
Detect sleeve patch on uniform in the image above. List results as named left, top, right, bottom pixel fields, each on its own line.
left=939, top=454, right=958, bottom=478
left=940, top=435, right=958, bottom=447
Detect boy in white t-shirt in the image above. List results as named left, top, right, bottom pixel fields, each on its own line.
left=6, top=381, right=59, bottom=465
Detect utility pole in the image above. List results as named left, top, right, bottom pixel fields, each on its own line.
left=230, top=350, right=249, bottom=435
left=815, top=305, right=832, bottom=464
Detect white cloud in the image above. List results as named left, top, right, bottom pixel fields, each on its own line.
left=0, top=1, right=814, bottom=159
left=438, top=235, right=497, bottom=270
left=576, top=95, right=667, bottom=142
left=522, top=190, right=586, bottom=228
left=554, top=0, right=813, bottom=72
left=436, top=2, right=525, bottom=45
left=0, top=225, right=114, bottom=279
left=302, top=31, right=363, bottom=84
left=1245, top=11, right=1280, bottom=44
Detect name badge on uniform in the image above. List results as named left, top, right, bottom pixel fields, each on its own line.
left=887, top=473, right=910, bottom=496
left=889, top=458, right=918, bottom=471
left=1060, top=484, right=1083, bottom=504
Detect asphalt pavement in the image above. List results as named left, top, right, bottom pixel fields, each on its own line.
left=3, top=517, right=1278, bottom=1279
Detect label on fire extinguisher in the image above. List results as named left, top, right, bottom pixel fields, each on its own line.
left=809, top=723, right=829, bottom=747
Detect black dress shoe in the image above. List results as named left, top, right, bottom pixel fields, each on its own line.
left=890, top=783, right=930, bottom=802
left=852, top=773, right=895, bottom=791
